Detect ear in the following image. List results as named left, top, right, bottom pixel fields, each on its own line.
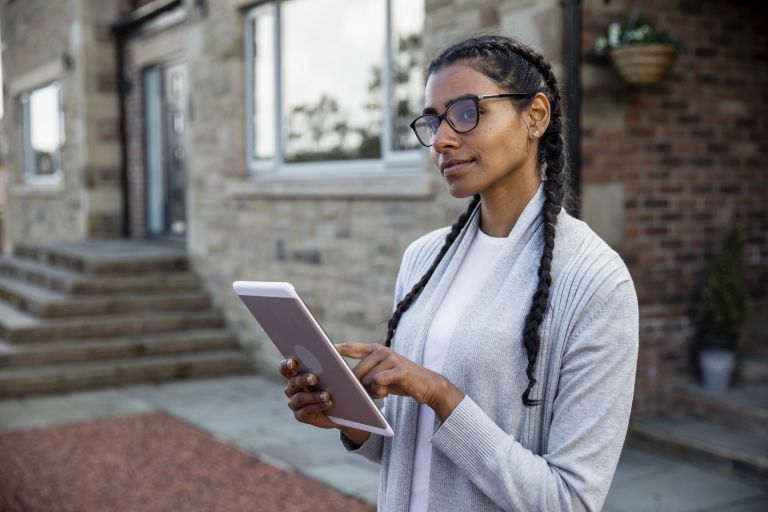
left=523, top=93, right=551, bottom=140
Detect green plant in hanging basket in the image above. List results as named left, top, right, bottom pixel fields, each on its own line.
left=594, top=8, right=683, bottom=85
left=697, top=223, right=749, bottom=349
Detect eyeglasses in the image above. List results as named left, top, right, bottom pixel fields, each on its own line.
left=409, top=93, right=533, bottom=147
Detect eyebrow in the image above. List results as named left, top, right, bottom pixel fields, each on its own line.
left=422, top=93, right=476, bottom=115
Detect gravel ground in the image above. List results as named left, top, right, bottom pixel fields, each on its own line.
left=0, top=412, right=374, bottom=512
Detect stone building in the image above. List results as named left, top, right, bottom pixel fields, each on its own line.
left=1, top=0, right=766, bottom=427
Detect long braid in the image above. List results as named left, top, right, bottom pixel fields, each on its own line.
left=489, top=39, right=568, bottom=405
left=385, top=195, right=480, bottom=347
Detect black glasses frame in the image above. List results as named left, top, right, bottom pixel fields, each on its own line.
left=409, top=92, right=533, bottom=148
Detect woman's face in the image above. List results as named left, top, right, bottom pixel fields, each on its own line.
left=424, top=63, right=539, bottom=199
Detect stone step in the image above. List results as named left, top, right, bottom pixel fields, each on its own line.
left=0, top=273, right=210, bottom=318
left=0, top=308, right=224, bottom=344
left=629, top=416, right=768, bottom=487
left=0, top=256, right=200, bottom=295
left=0, top=350, right=254, bottom=398
left=0, top=329, right=240, bottom=368
left=668, top=383, right=768, bottom=438
left=741, top=354, right=768, bottom=387
left=13, top=239, right=189, bottom=275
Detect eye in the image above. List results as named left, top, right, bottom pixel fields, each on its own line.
left=450, top=100, right=478, bottom=126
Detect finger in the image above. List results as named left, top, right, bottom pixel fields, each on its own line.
left=279, top=358, right=297, bottom=378
left=352, top=346, right=393, bottom=381
left=295, top=401, right=334, bottom=422
left=366, top=369, right=398, bottom=399
left=361, top=365, right=397, bottom=391
left=336, top=343, right=379, bottom=360
left=289, top=390, right=330, bottom=411
left=283, top=372, right=318, bottom=398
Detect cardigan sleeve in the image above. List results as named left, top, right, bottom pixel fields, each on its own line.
left=430, top=279, right=639, bottom=512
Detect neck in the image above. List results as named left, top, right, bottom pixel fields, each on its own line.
left=479, top=171, right=541, bottom=237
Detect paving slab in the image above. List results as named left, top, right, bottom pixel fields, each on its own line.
left=709, top=495, right=768, bottom=511
left=604, top=449, right=766, bottom=512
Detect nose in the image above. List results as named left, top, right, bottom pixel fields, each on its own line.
left=431, top=118, right=460, bottom=153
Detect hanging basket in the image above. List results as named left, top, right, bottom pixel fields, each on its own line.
left=608, top=43, right=678, bottom=85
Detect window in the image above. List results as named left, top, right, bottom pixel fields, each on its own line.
left=19, top=82, right=64, bottom=183
left=245, top=0, right=425, bottom=176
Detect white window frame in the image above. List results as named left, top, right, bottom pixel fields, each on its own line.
left=18, top=81, right=65, bottom=185
left=244, top=0, right=423, bottom=179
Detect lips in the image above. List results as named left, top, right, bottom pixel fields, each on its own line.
left=440, top=159, right=475, bottom=177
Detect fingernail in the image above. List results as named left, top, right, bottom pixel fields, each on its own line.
left=287, top=359, right=295, bottom=369
left=320, top=392, right=328, bottom=401
left=307, top=375, right=316, bottom=385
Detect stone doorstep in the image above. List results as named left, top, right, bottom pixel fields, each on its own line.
left=0, top=256, right=201, bottom=295
left=668, top=384, right=768, bottom=438
left=0, top=273, right=210, bottom=318
left=13, top=242, right=189, bottom=276
left=0, top=350, right=254, bottom=397
left=0, top=329, right=240, bottom=368
left=741, top=356, right=768, bottom=387
left=3, top=310, right=225, bottom=344
left=40, top=293, right=210, bottom=318
left=629, top=416, right=768, bottom=487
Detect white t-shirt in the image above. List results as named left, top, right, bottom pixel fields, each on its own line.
left=408, top=227, right=507, bottom=512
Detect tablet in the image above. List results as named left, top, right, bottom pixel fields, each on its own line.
left=233, top=281, right=394, bottom=437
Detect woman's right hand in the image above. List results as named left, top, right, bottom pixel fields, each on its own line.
left=279, top=358, right=337, bottom=429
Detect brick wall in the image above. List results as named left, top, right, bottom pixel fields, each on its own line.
left=582, top=0, right=768, bottom=410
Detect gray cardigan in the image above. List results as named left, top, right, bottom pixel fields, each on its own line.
left=343, top=186, right=639, bottom=512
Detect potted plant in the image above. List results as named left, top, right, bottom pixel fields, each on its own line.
left=594, top=8, right=682, bottom=85
left=696, top=223, right=749, bottom=393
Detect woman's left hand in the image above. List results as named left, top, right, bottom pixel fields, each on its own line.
left=336, top=343, right=465, bottom=421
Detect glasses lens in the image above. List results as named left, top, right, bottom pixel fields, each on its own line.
left=412, top=115, right=440, bottom=146
left=446, top=98, right=478, bottom=133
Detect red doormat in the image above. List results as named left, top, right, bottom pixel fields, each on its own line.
left=0, top=412, right=374, bottom=512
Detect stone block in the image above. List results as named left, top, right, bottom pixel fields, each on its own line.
left=581, top=182, right=625, bottom=248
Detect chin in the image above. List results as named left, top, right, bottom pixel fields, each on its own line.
left=445, top=181, right=479, bottom=199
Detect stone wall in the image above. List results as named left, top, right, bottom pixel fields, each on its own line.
left=582, top=0, right=768, bottom=410
left=0, top=0, right=122, bottom=248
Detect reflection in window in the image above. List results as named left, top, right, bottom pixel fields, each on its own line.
left=251, top=8, right=276, bottom=159
left=20, top=82, right=64, bottom=181
left=245, top=0, right=424, bottom=170
left=283, top=0, right=383, bottom=163
left=392, top=0, right=424, bottom=151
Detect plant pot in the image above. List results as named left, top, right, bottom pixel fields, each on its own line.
left=608, top=43, right=678, bottom=85
left=699, top=348, right=736, bottom=393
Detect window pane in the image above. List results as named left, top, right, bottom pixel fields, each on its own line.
left=252, top=9, right=276, bottom=159
left=26, top=83, right=63, bottom=177
left=282, top=0, right=384, bottom=163
left=392, top=0, right=424, bottom=151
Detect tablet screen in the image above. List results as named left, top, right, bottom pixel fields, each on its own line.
left=235, top=284, right=392, bottom=436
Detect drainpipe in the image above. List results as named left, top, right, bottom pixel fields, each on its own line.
left=561, top=0, right=582, bottom=217
left=112, top=0, right=182, bottom=237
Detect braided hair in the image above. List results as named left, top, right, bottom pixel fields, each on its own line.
left=385, top=35, right=571, bottom=407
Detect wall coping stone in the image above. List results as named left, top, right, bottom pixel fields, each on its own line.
left=226, top=174, right=437, bottom=200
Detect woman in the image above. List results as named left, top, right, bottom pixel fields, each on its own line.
left=280, top=35, right=638, bottom=512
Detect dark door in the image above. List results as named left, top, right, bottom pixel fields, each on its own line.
left=143, top=61, right=187, bottom=239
